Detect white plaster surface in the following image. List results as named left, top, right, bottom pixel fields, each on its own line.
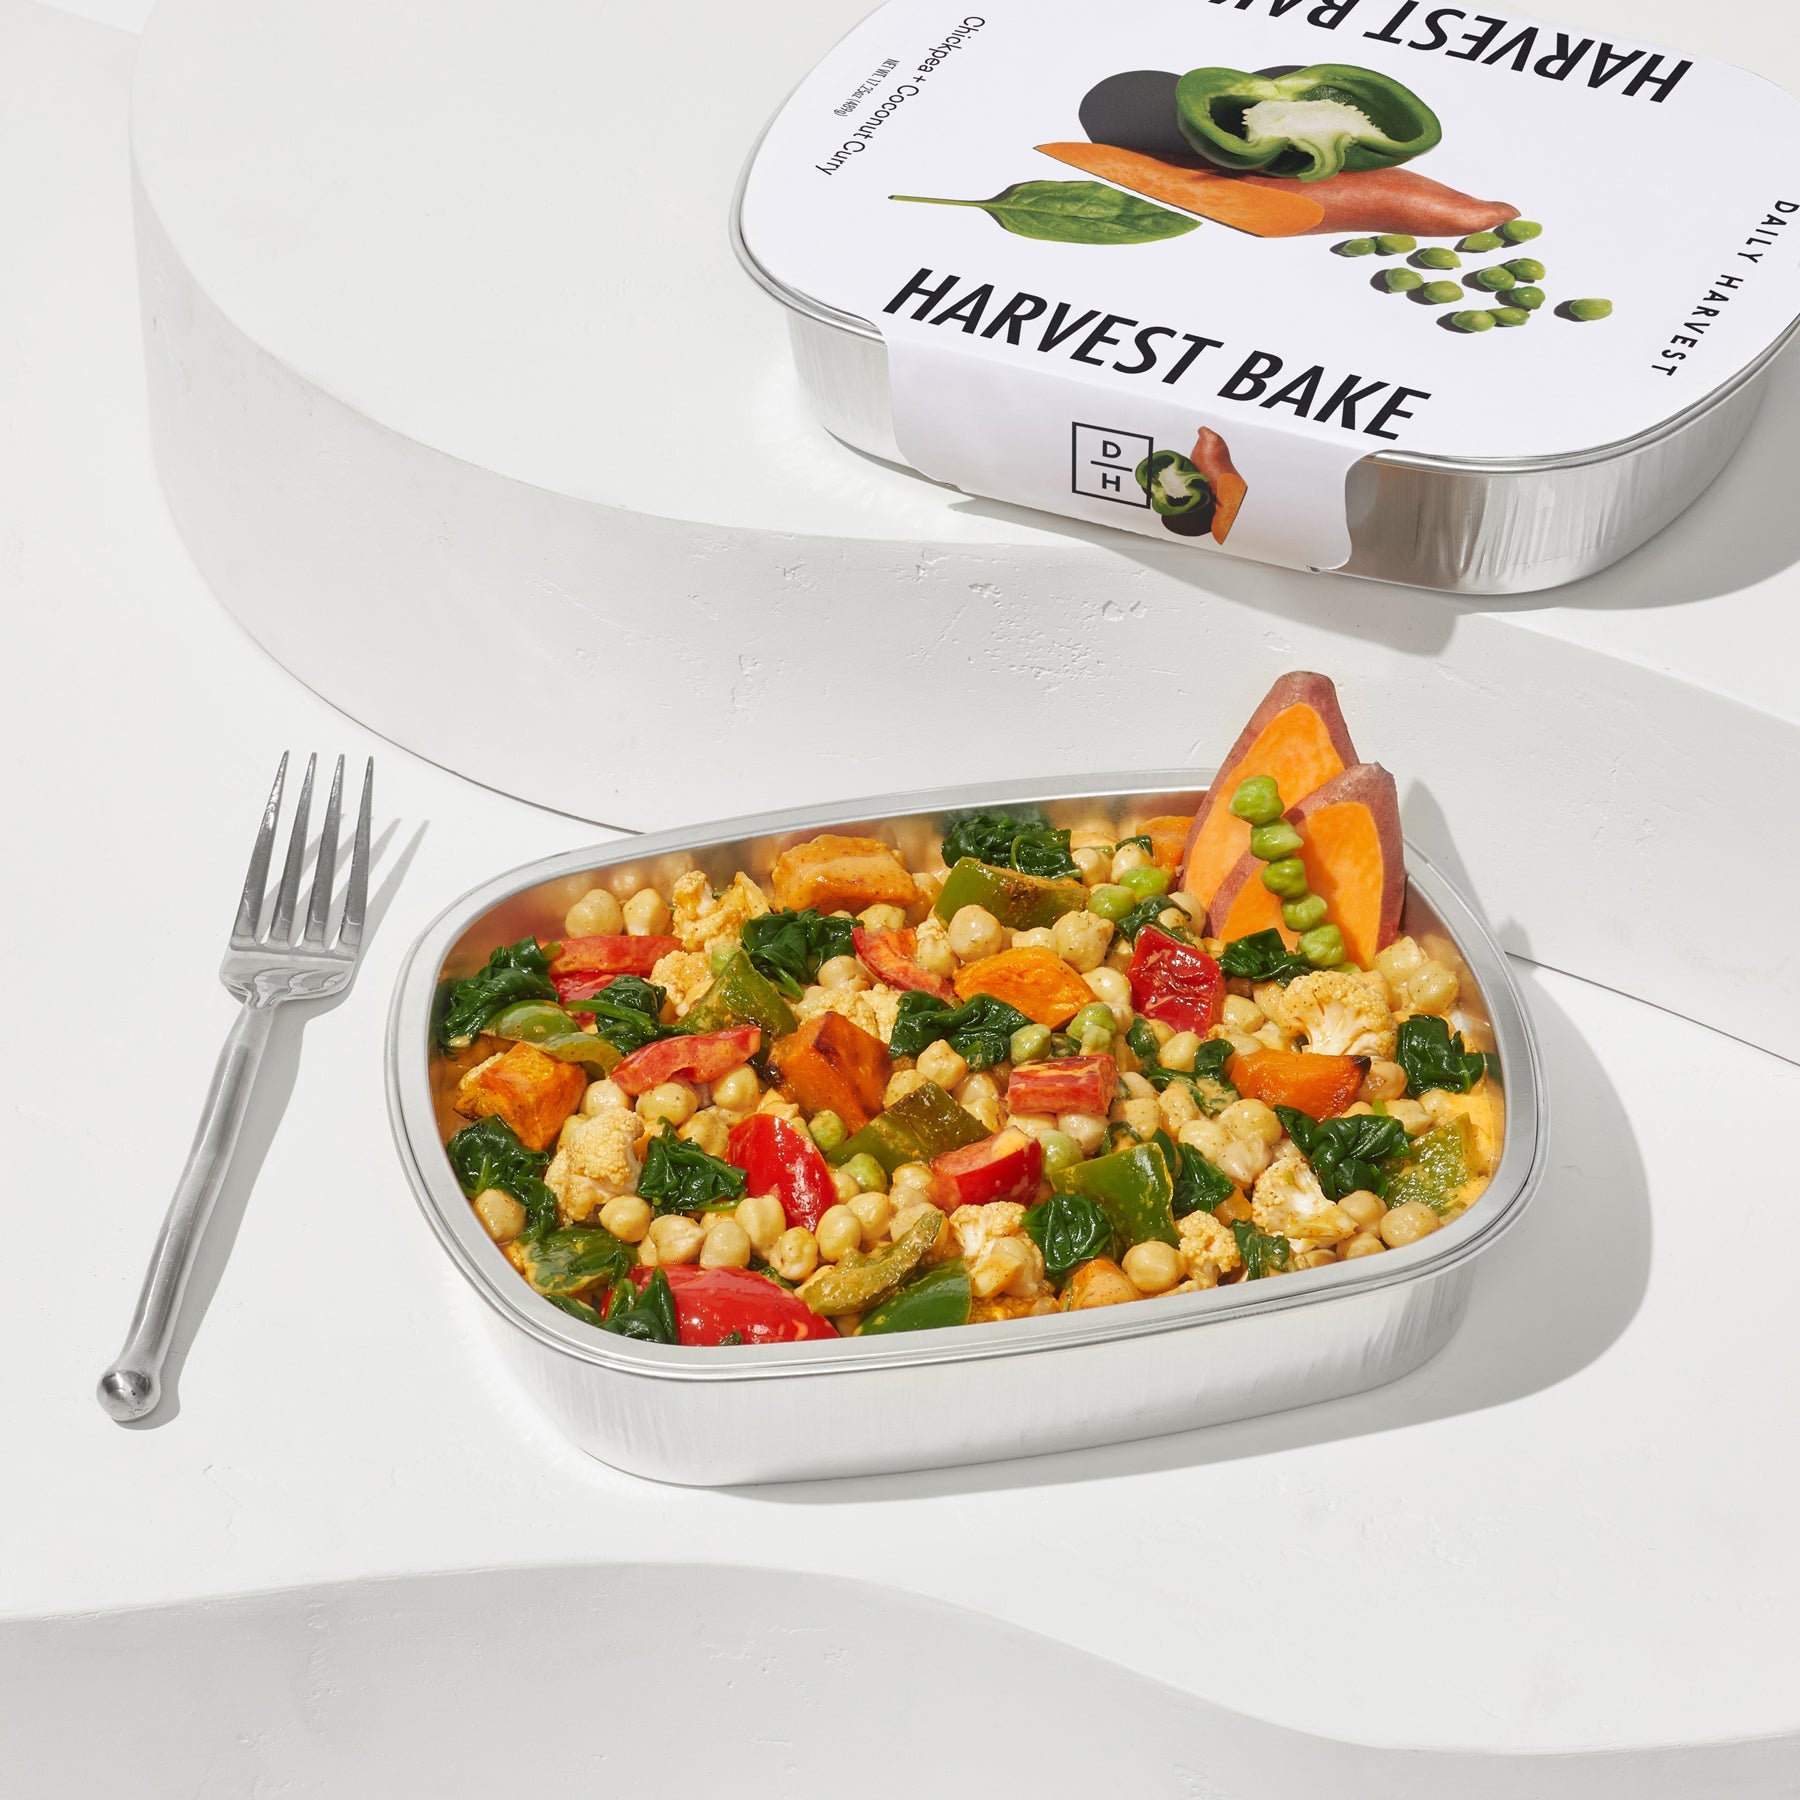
left=7, top=3, right=1800, bottom=1790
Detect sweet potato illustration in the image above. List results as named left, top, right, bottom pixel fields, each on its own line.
left=1189, top=428, right=1246, bottom=545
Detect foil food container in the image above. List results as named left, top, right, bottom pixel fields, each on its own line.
left=387, top=775, right=1546, bottom=1486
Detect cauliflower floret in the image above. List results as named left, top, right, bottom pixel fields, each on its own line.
left=794, top=983, right=886, bottom=1042
left=862, top=983, right=903, bottom=1045
left=1177, top=1210, right=1242, bottom=1288
left=545, top=1109, right=641, bottom=1225
left=1270, top=968, right=1396, bottom=1059
left=947, top=1201, right=1026, bottom=1264
left=669, top=869, right=770, bottom=953
left=756, top=1090, right=802, bottom=1123
left=651, top=948, right=715, bottom=1017
left=1251, top=1153, right=1355, bottom=1247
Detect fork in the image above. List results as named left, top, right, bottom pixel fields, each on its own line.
left=97, top=753, right=374, bottom=1423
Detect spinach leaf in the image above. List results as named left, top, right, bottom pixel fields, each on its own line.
left=544, top=1292, right=602, bottom=1327
left=582, top=982, right=676, bottom=1057
left=1396, top=1015, right=1487, bottom=1098
left=517, top=1225, right=634, bottom=1298
left=594, top=975, right=666, bottom=1017
left=1116, top=835, right=1154, bottom=855
left=1117, top=896, right=1193, bottom=944
left=1275, top=1106, right=1410, bottom=1201
left=637, top=1122, right=748, bottom=1214
left=599, top=1269, right=679, bottom=1344
left=1219, top=930, right=1313, bottom=985
left=1153, top=1127, right=1233, bottom=1218
left=1024, top=1191, right=1118, bottom=1280
left=888, top=990, right=1035, bottom=1071
left=445, top=1116, right=558, bottom=1237
left=892, top=182, right=1202, bottom=246
left=433, top=936, right=557, bottom=1051
left=940, top=808, right=1078, bottom=880
left=740, top=908, right=858, bottom=999
left=1232, top=1220, right=1292, bottom=1280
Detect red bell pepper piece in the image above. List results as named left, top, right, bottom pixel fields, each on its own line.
left=551, top=934, right=680, bottom=980
left=1004, top=1054, right=1120, bottom=1118
left=628, top=1264, right=837, bottom=1346
left=553, top=970, right=622, bottom=1008
left=852, top=927, right=955, bottom=1001
left=1127, top=927, right=1224, bottom=1035
left=726, top=1112, right=838, bottom=1232
left=928, top=1127, right=1044, bottom=1209
left=611, top=1024, right=761, bottom=1097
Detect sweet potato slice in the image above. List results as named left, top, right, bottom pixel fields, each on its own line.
left=454, top=1042, right=586, bottom=1152
left=952, top=947, right=1095, bottom=1028
left=1238, top=166, right=1518, bottom=237
left=1206, top=763, right=1405, bottom=968
left=1036, top=143, right=1325, bottom=236
left=1180, top=672, right=1359, bottom=911
left=1138, top=815, right=1195, bottom=877
left=769, top=1011, right=892, bottom=1133
left=769, top=834, right=917, bottom=916
left=1189, top=429, right=1246, bottom=545
left=1227, top=1050, right=1367, bottom=1120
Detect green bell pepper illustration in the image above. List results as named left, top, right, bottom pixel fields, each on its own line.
left=1134, top=450, right=1214, bottom=522
left=1175, top=64, right=1441, bottom=183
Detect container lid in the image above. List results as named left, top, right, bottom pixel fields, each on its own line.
left=740, top=0, right=1800, bottom=571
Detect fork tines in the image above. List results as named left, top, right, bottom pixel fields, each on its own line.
left=232, top=753, right=374, bottom=955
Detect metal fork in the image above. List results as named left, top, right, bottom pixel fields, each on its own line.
left=98, top=754, right=375, bottom=1422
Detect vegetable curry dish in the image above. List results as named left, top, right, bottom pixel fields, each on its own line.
left=432, top=673, right=1501, bottom=1348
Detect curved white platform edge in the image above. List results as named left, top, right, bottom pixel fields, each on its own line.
left=4, top=1565, right=1792, bottom=1800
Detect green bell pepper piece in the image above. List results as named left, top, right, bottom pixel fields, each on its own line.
left=489, top=1001, right=622, bottom=1072
left=830, top=1081, right=988, bottom=1173
left=799, top=1209, right=944, bottom=1317
left=1175, top=63, right=1441, bottom=182
left=516, top=1225, right=634, bottom=1298
left=933, top=858, right=1090, bottom=931
left=858, top=1260, right=973, bottom=1335
left=1052, top=1141, right=1179, bottom=1248
left=676, top=948, right=797, bottom=1041
left=1134, top=450, right=1214, bottom=521
left=1384, top=1117, right=1474, bottom=1217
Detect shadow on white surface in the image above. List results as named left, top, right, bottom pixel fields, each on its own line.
left=1, top=1563, right=1787, bottom=1799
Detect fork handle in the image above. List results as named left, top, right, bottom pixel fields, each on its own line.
left=98, top=1000, right=278, bottom=1421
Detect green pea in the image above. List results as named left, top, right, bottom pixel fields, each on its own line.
left=1069, top=1001, right=1116, bottom=1046
left=1381, top=267, right=1423, bottom=293
left=1417, top=281, right=1463, bottom=305
left=1333, top=237, right=1378, bottom=256
left=1508, top=285, right=1545, bottom=311
left=1449, top=309, right=1496, bottom=333
left=1458, top=231, right=1502, bottom=253
left=808, top=1110, right=847, bottom=1155
left=1118, top=865, right=1170, bottom=900
left=1039, top=1131, right=1083, bottom=1176
left=1282, top=894, right=1329, bottom=932
left=1249, top=821, right=1303, bottom=862
left=842, top=1152, right=889, bottom=1194
left=1500, top=219, right=1542, bottom=243
left=1088, top=884, right=1135, bottom=923
left=1375, top=233, right=1416, bottom=254
left=1565, top=298, right=1614, bottom=321
left=1503, top=258, right=1545, bottom=283
left=1468, top=266, right=1515, bottom=291
left=1259, top=856, right=1311, bottom=900
left=1009, top=1023, right=1052, bottom=1065
left=1490, top=306, right=1530, bottom=328
left=1297, top=925, right=1346, bottom=969
left=1229, top=775, right=1284, bottom=826
left=1410, top=246, right=1461, bottom=270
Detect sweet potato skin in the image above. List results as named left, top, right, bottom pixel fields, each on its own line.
left=1189, top=429, right=1246, bottom=546
left=953, top=947, right=1096, bottom=1028
left=769, top=1011, right=892, bottom=1133
left=455, top=1042, right=586, bottom=1152
left=1239, top=166, right=1518, bottom=237
left=769, top=835, right=917, bottom=916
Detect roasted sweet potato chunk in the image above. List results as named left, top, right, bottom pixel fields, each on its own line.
left=952, top=947, right=1094, bottom=1027
left=769, top=834, right=916, bottom=916
left=454, top=1042, right=585, bottom=1152
left=770, top=1011, right=892, bottom=1133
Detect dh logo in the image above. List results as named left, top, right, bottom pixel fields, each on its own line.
left=1070, top=423, right=1152, bottom=507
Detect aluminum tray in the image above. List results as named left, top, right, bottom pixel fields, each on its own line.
left=387, top=774, right=1546, bottom=1486
left=731, top=199, right=1797, bottom=596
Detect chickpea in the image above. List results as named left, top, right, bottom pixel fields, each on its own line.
left=646, top=1214, right=705, bottom=1265
left=1253, top=1022, right=1289, bottom=1052
left=1118, top=1071, right=1155, bottom=1101
left=858, top=903, right=907, bottom=933
left=581, top=1078, right=629, bottom=1117
left=1144, top=1018, right=1175, bottom=1046
left=1215, top=1136, right=1270, bottom=1187
left=1359, top=1061, right=1408, bottom=1102
left=1109, top=842, right=1152, bottom=881
left=1218, top=1098, right=1283, bottom=1148
left=970, top=1237, right=1036, bottom=1300
left=1158, top=1031, right=1200, bottom=1072
left=1380, top=1201, right=1442, bottom=1248
left=622, top=887, right=671, bottom=936
left=830, top=1168, right=861, bottom=1204
left=1058, top=1111, right=1109, bottom=1156
left=817, top=954, right=869, bottom=992
left=564, top=886, right=624, bottom=938
left=734, top=1192, right=786, bottom=1255
left=637, top=1081, right=697, bottom=1128
left=1052, top=909, right=1114, bottom=973
left=889, top=1161, right=936, bottom=1197
left=884, top=1067, right=930, bottom=1107
left=1214, top=1192, right=1254, bottom=1226
left=1340, top=1189, right=1388, bottom=1230
left=473, top=1188, right=526, bottom=1243
left=1376, top=937, right=1425, bottom=983
left=598, top=1193, right=652, bottom=1243
left=834, top=1314, right=864, bottom=1337
left=916, top=1040, right=970, bottom=1090
left=1104, top=936, right=1135, bottom=971
left=1122, top=1240, right=1182, bottom=1294
left=1083, top=966, right=1131, bottom=1008
left=816, top=1205, right=863, bottom=1262
left=1252, top=982, right=1288, bottom=1019
left=1222, top=995, right=1266, bottom=1034
left=1292, top=1248, right=1338, bottom=1271
left=1388, top=1098, right=1431, bottom=1137
left=1341, top=1230, right=1387, bottom=1259
left=1161, top=892, right=1202, bottom=923
left=1408, top=961, right=1460, bottom=1014
left=1219, top=1029, right=1262, bottom=1058
left=948, top=905, right=1004, bottom=960
left=1157, top=1084, right=1200, bottom=1133
left=678, top=1108, right=730, bottom=1159
left=1004, top=1112, right=1058, bottom=1143
left=913, top=920, right=958, bottom=978
left=710, top=1065, right=760, bottom=1115
left=847, top=1189, right=894, bottom=1247
left=556, top=1114, right=587, bottom=1151
left=1179, top=1116, right=1231, bottom=1163
left=700, top=1216, right=753, bottom=1269
left=1421, top=1089, right=1466, bottom=1127
left=770, top=1227, right=819, bottom=1282
left=955, top=1071, right=1003, bottom=1133
left=1011, top=927, right=1055, bottom=950
left=1118, top=1097, right=1161, bottom=1139
left=1072, top=844, right=1110, bottom=886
